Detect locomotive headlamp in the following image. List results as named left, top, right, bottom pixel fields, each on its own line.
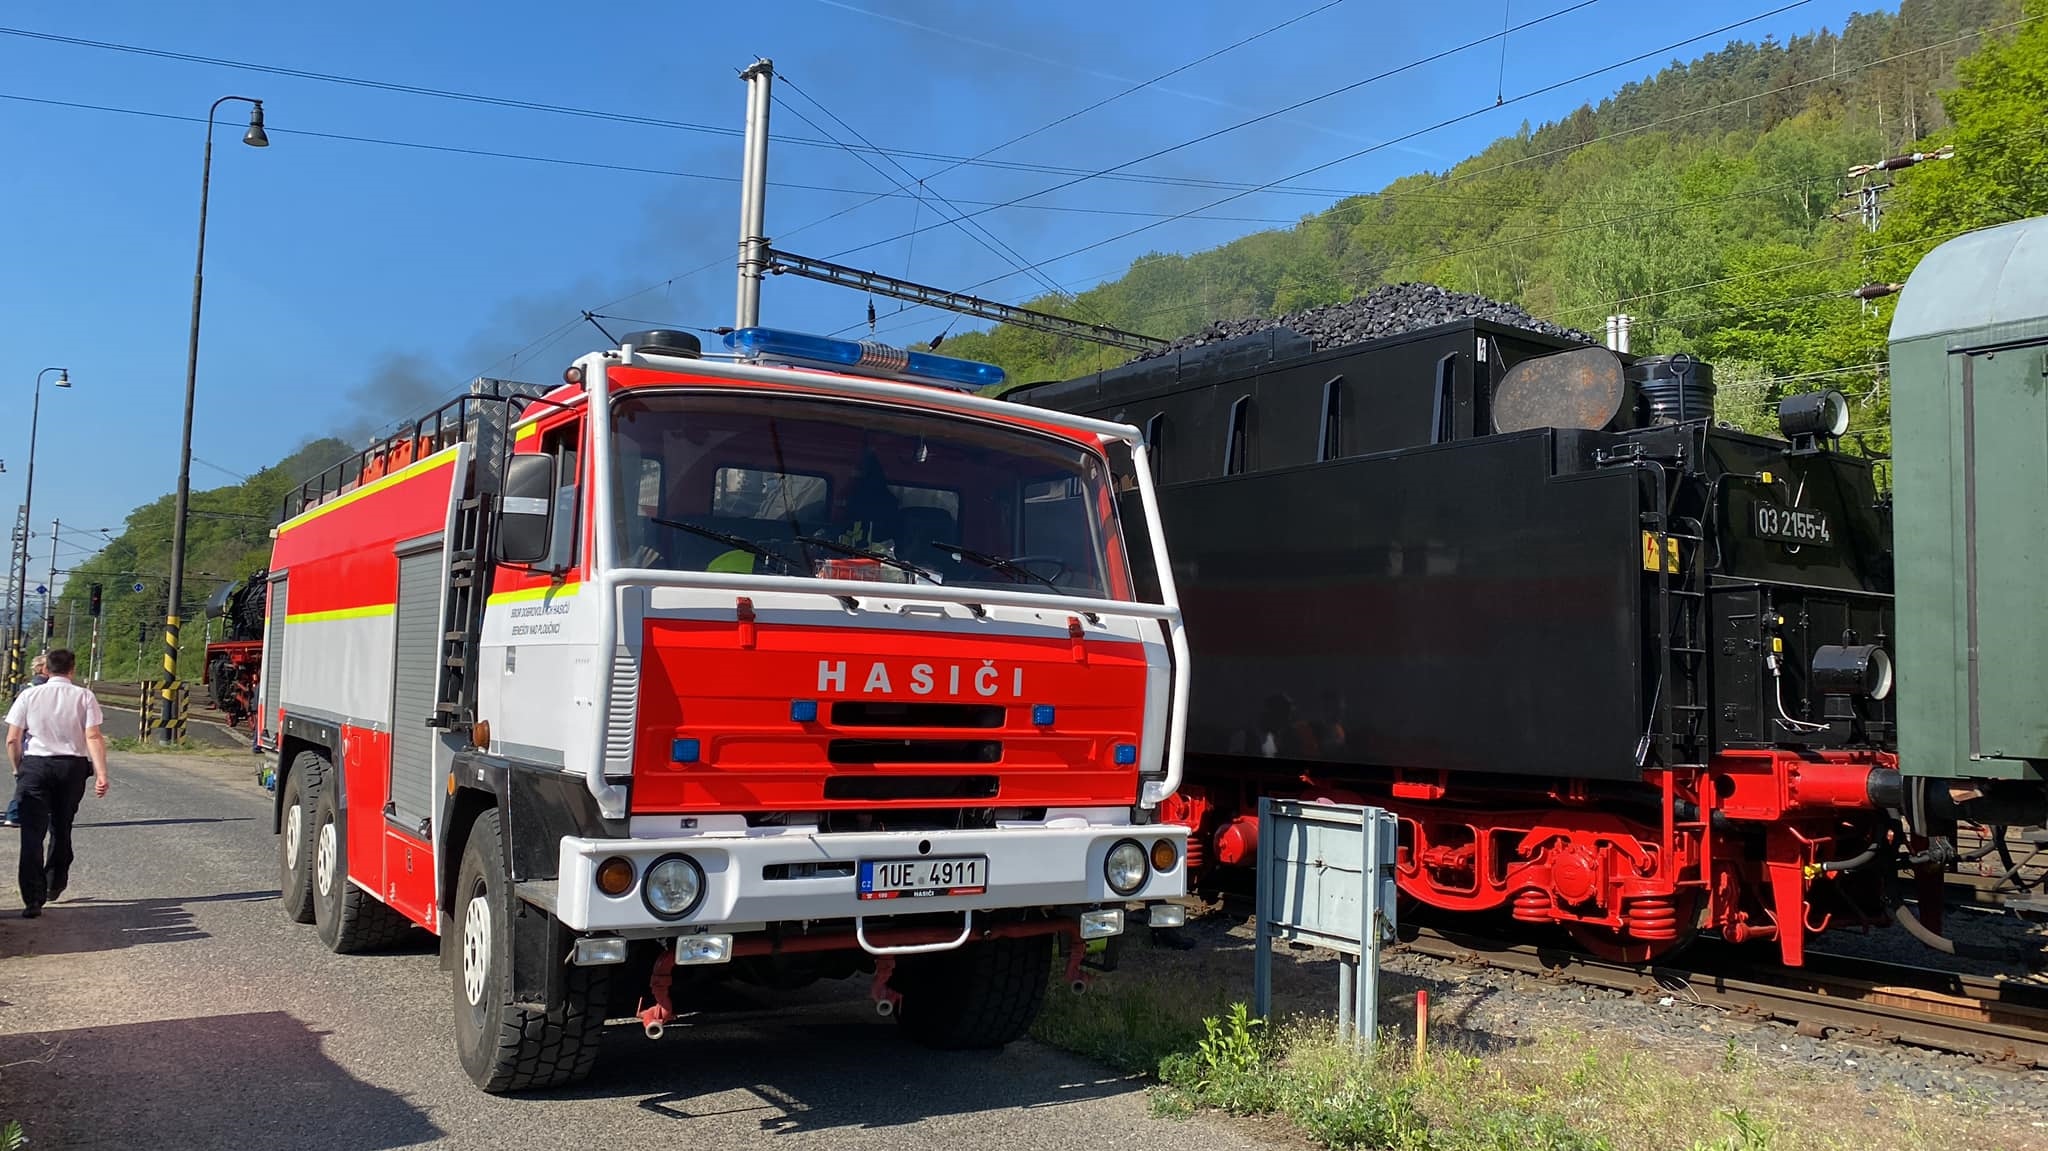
left=1104, top=839, right=1149, bottom=896
left=1779, top=389, right=1850, bottom=440
left=1813, top=644, right=1893, bottom=700
left=643, top=854, right=706, bottom=919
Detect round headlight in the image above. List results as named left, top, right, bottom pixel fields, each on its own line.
left=643, top=855, right=705, bottom=919
left=1104, top=839, right=1149, bottom=896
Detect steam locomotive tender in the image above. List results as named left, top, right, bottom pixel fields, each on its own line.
left=1010, top=301, right=2031, bottom=966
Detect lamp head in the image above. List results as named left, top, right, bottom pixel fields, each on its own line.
left=54, top=370, right=69, bottom=388
left=243, top=102, right=269, bottom=148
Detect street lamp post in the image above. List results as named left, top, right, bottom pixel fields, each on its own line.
left=13, top=367, right=70, bottom=690
left=160, top=95, right=266, bottom=741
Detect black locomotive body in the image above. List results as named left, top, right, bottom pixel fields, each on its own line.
left=202, top=569, right=267, bottom=726
left=1010, top=320, right=1902, bottom=964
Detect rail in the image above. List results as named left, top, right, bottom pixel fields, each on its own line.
left=1401, top=927, right=2048, bottom=1068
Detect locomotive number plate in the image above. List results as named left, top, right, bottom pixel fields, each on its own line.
left=857, top=856, right=988, bottom=900
left=1752, top=501, right=1833, bottom=546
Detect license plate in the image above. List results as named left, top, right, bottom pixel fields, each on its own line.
left=1752, top=501, right=1832, bottom=546
left=857, top=856, right=988, bottom=900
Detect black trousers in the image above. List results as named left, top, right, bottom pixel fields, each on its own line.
left=16, top=755, right=90, bottom=909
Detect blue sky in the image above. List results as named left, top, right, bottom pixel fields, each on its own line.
left=1, top=0, right=1890, bottom=590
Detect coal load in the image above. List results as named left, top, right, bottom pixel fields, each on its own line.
left=1131, top=281, right=1594, bottom=362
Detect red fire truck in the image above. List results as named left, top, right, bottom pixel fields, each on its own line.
left=256, top=326, right=1190, bottom=1092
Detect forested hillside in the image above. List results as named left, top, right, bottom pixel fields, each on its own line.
left=46, top=0, right=2048, bottom=681
left=56, top=438, right=352, bottom=682
left=945, top=0, right=2047, bottom=445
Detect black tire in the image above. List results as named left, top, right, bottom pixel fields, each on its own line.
left=311, top=775, right=415, bottom=954
left=452, top=808, right=610, bottom=1093
left=893, top=933, right=1053, bottom=1050
left=277, top=752, right=323, bottom=924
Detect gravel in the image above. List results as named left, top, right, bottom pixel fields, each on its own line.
left=1136, top=911, right=2048, bottom=1136
left=1130, top=282, right=1596, bottom=362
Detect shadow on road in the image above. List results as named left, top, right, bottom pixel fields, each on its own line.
left=75, top=816, right=255, bottom=829
left=0, top=889, right=275, bottom=958
left=0, top=1011, right=442, bottom=1149
left=542, top=1007, right=1137, bottom=1136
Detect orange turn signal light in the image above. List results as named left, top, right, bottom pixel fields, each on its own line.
left=1151, top=838, right=1180, bottom=872
left=596, top=857, right=636, bottom=897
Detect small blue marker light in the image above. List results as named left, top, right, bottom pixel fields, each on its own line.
left=671, top=738, right=701, bottom=764
left=1032, top=704, right=1056, bottom=726
left=791, top=699, right=819, bottom=723
left=1113, top=743, right=1138, bottom=765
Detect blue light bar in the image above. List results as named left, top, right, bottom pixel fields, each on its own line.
left=725, top=327, right=1006, bottom=391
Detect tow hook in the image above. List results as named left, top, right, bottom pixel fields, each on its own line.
left=1064, top=933, right=1092, bottom=994
left=870, top=957, right=902, bottom=1016
left=637, top=950, right=676, bottom=1039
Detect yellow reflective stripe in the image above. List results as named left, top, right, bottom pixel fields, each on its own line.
left=514, top=423, right=539, bottom=444
left=277, top=447, right=461, bottom=534
left=486, top=582, right=582, bottom=606
left=284, top=604, right=396, bottom=624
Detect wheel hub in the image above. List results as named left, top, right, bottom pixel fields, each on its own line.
left=315, top=821, right=336, bottom=898
left=284, top=804, right=303, bottom=871
left=462, top=894, right=492, bottom=1007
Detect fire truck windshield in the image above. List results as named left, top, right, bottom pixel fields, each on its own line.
left=611, top=392, right=1124, bottom=597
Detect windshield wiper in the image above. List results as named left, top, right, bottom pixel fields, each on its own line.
left=931, top=541, right=1067, bottom=595
left=650, top=516, right=797, bottom=573
left=797, top=535, right=942, bottom=584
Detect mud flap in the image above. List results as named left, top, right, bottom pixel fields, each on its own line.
left=510, top=899, right=569, bottom=1012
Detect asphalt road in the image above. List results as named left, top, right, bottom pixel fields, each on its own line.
left=0, top=750, right=1260, bottom=1150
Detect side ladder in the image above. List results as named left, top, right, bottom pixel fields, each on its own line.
left=432, top=493, right=492, bottom=729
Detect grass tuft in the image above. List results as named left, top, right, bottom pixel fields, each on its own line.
left=1034, top=958, right=2023, bottom=1151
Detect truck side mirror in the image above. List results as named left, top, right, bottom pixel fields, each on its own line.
left=496, top=452, right=558, bottom=565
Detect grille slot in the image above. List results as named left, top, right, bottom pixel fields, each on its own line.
left=822, top=775, right=1000, bottom=800
left=829, top=701, right=1005, bottom=728
left=604, top=650, right=639, bottom=773
left=827, top=739, right=1001, bottom=765
left=763, top=861, right=857, bottom=880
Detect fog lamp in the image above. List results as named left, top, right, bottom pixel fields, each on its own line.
left=572, top=936, right=628, bottom=966
left=675, top=933, right=734, bottom=965
left=1079, top=909, right=1125, bottom=940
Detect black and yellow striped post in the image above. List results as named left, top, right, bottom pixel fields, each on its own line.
left=139, top=679, right=157, bottom=739
left=156, top=614, right=180, bottom=745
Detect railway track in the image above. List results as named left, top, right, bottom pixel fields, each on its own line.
left=1400, top=927, right=2048, bottom=1069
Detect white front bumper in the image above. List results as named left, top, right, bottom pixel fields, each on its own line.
left=553, top=821, right=1186, bottom=932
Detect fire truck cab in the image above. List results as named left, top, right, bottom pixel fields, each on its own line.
left=257, top=327, right=1190, bottom=1092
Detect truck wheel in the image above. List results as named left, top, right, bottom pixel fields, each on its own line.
left=278, top=752, right=323, bottom=924
left=893, top=934, right=1053, bottom=1050
left=452, top=808, right=609, bottom=1093
left=311, top=777, right=414, bottom=954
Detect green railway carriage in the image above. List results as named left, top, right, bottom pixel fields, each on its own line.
left=1890, top=215, right=2048, bottom=805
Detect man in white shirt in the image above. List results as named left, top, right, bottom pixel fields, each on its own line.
left=6, top=649, right=108, bottom=917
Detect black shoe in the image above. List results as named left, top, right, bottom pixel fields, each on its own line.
left=22, top=905, right=40, bottom=919
left=45, top=872, right=66, bottom=904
